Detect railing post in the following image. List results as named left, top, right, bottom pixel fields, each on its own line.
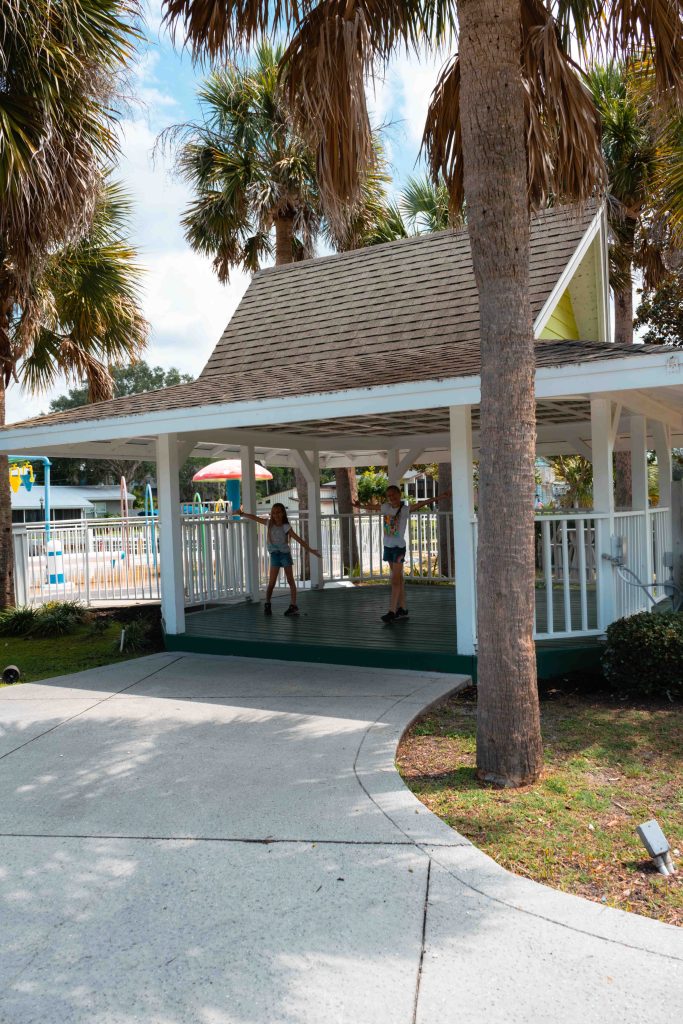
left=591, top=398, right=617, bottom=630
left=84, top=522, right=91, bottom=606
left=12, top=527, right=29, bottom=606
left=450, top=405, right=477, bottom=655
left=156, top=433, right=185, bottom=635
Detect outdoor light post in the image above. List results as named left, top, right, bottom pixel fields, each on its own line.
left=637, top=820, right=677, bottom=876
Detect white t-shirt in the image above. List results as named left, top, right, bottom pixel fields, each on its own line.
left=267, top=522, right=291, bottom=553
left=381, top=502, right=409, bottom=547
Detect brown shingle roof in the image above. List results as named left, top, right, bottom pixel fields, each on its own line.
left=2, top=203, right=645, bottom=435
left=3, top=340, right=656, bottom=433
left=200, top=203, right=596, bottom=379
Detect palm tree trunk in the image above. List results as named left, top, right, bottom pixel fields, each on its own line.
left=335, top=467, right=359, bottom=574
left=458, top=0, right=543, bottom=785
left=275, top=215, right=295, bottom=265
left=614, top=284, right=634, bottom=344
left=437, top=461, right=454, bottom=577
left=294, top=466, right=310, bottom=580
left=0, top=275, right=15, bottom=608
left=0, top=375, right=14, bottom=608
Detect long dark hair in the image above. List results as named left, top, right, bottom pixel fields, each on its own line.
left=267, top=502, right=289, bottom=543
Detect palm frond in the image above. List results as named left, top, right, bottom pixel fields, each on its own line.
left=161, top=0, right=299, bottom=57
left=423, top=1, right=605, bottom=213
left=521, top=1, right=605, bottom=206
left=400, top=174, right=454, bottom=232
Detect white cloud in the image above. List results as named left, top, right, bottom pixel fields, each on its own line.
left=369, top=48, right=447, bottom=183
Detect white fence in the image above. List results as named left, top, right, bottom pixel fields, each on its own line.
left=12, top=507, right=673, bottom=642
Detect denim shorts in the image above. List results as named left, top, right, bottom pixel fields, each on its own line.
left=269, top=550, right=293, bottom=569
left=383, top=545, right=406, bottom=564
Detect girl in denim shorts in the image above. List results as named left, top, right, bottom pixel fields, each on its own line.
left=353, top=483, right=451, bottom=623
left=239, top=502, right=321, bottom=616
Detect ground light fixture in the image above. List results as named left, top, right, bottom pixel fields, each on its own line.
left=2, top=665, right=20, bottom=684
left=636, top=820, right=677, bottom=875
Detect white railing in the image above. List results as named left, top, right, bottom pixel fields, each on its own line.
left=181, top=514, right=248, bottom=605
left=253, top=512, right=454, bottom=590
left=613, top=507, right=673, bottom=616
left=614, top=510, right=649, bottom=618
left=13, top=508, right=673, bottom=644
left=532, top=513, right=601, bottom=639
left=14, top=517, right=162, bottom=606
left=650, top=507, right=672, bottom=601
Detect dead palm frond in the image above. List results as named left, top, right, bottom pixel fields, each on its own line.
left=423, top=0, right=605, bottom=212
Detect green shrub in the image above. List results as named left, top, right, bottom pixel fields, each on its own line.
left=30, top=601, right=86, bottom=638
left=0, top=606, right=38, bottom=636
left=602, top=611, right=683, bottom=697
left=115, top=617, right=153, bottom=655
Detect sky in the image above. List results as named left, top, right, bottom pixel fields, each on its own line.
left=5, top=2, right=446, bottom=424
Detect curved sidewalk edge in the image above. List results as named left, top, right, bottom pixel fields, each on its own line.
left=354, top=673, right=683, bottom=961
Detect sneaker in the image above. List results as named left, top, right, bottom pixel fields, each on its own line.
left=396, top=607, right=409, bottom=619
left=381, top=610, right=396, bottom=623
left=264, top=602, right=272, bottom=616
left=284, top=604, right=299, bottom=616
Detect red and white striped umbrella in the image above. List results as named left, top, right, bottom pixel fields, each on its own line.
left=192, top=459, right=272, bottom=482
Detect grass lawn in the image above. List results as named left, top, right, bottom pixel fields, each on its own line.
left=397, top=687, right=683, bottom=926
left=0, top=620, right=162, bottom=686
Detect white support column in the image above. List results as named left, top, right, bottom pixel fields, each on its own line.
left=294, top=449, right=323, bottom=588
left=450, top=406, right=477, bottom=655
left=591, top=398, right=617, bottom=630
left=630, top=414, right=652, bottom=586
left=240, top=444, right=260, bottom=601
left=652, top=421, right=672, bottom=510
left=156, top=433, right=185, bottom=635
left=386, top=448, right=398, bottom=485
left=672, top=479, right=683, bottom=588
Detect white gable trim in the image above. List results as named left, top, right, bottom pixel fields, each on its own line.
left=533, top=206, right=609, bottom=341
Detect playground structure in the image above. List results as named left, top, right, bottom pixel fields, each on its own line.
left=9, top=455, right=51, bottom=536
left=192, top=459, right=273, bottom=514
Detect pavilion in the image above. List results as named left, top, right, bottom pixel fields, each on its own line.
left=2, top=202, right=682, bottom=676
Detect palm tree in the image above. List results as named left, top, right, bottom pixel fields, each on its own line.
left=163, top=0, right=683, bottom=786
left=161, top=42, right=321, bottom=279
left=587, top=64, right=683, bottom=347
left=587, top=64, right=683, bottom=507
left=0, top=0, right=141, bottom=606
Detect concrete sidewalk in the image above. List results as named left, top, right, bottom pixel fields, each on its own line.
left=0, top=653, right=681, bottom=1023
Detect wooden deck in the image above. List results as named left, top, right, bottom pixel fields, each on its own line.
left=165, top=584, right=603, bottom=679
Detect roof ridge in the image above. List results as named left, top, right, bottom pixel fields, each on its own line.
left=251, top=201, right=596, bottom=281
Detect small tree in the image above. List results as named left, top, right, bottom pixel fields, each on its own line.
left=636, top=275, right=683, bottom=346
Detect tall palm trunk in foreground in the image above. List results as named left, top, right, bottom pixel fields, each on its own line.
left=335, top=466, right=359, bottom=574
left=458, top=0, right=542, bottom=784
left=0, top=379, right=13, bottom=606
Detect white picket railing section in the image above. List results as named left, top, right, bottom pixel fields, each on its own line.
left=12, top=507, right=673, bottom=643
left=532, top=513, right=601, bottom=639
left=14, top=517, right=161, bottom=606
left=650, top=507, right=673, bottom=601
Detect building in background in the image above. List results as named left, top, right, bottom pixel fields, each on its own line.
left=11, top=484, right=136, bottom=524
